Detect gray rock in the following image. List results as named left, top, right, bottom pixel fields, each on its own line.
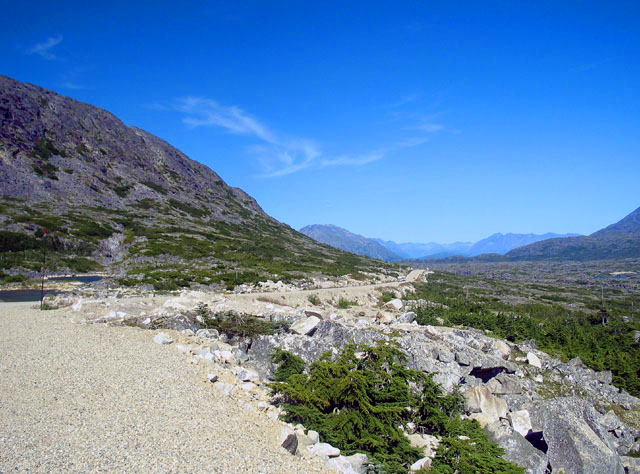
left=497, top=431, right=549, bottom=474
left=343, top=453, right=369, bottom=473
left=395, top=311, right=417, bottom=324
left=437, top=349, right=455, bottom=363
left=153, top=332, right=173, bottom=345
left=237, top=369, right=259, bottom=383
left=529, top=397, right=625, bottom=474
left=281, top=433, right=298, bottom=455
left=621, top=455, right=640, bottom=472
left=595, top=370, right=613, bottom=384
left=196, top=328, right=218, bottom=339
left=207, top=373, right=218, bottom=383
left=233, top=348, right=249, bottom=362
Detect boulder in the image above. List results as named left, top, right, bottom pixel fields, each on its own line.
left=409, top=457, right=431, bottom=471
left=307, top=430, right=320, bottom=444
left=463, top=387, right=508, bottom=427
left=196, top=328, right=219, bottom=339
left=290, top=316, right=321, bottom=336
left=237, top=369, right=259, bottom=383
left=508, top=410, right=533, bottom=437
left=529, top=397, right=625, bottom=474
left=153, top=332, right=173, bottom=345
left=311, top=442, right=341, bottom=458
left=395, top=311, right=417, bottom=324
left=595, top=370, right=613, bottom=384
left=384, top=299, right=403, bottom=311
left=527, top=352, right=542, bottom=369
left=497, top=431, right=549, bottom=474
left=281, top=433, right=298, bottom=455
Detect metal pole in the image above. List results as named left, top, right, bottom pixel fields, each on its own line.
left=40, top=229, right=47, bottom=310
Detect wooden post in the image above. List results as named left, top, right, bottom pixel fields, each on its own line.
left=40, top=229, right=48, bottom=310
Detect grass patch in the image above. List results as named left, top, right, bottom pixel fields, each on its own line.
left=307, top=294, right=321, bottom=305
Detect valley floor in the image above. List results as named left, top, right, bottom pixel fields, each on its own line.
left=0, top=302, right=329, bottom=474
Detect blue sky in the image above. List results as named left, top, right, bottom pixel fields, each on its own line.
left=2, top=1, right=639, bottom=243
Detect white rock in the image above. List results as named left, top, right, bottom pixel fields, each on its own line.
left=326, top=456, right=358, bottom=474
left=508, top=410, right=533, bottom=437
left=290, top=316, right=321, bottom=335
left=307, top=430, right=320, bottom=444
left=311, top=442, right=340, bottom=458
left=71, top=299, right=83, bottom=311
left=153, top=332, right=173, bottom=345
left=410, top=457, right=431, bottom=471
left=176, top=344, right=191, bottom=354
left=213, top=350, right=234, bottom=363
left=142, top=317, right=151, bottom=325
left=384, top=299, right=403, bottom=311
left=199, top=352, right=214, bottom=361
left=215, top=382, right=235, bottom=396
left=527, top=352, right=542, bottom=368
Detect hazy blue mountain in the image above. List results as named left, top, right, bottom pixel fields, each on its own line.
left=467, top=232, right=581, bottom=256
left=507, top=206, right=640, bottom=261
left=373, top=239, right=473, bottom=259
left=299, top=225, right=400, bottom=261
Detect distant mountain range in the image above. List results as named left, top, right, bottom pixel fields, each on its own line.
left=299, top=225, right=399, bottom=261
left=299, top=224, right=581, bottom=261
left=505, top=206, right=640, bottom=261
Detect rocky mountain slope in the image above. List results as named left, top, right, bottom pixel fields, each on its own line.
left=507, top=206, right=640, bottom=261
left=300, top=224, right=400, bottom=261
left=0, top=75, right=394, bottom=288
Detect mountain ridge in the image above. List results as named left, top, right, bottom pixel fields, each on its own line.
left=299, top=224, right=399, bottom=261
left=0, top=75, right=392, bottom=288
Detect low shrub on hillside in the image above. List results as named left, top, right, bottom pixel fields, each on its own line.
left=269, top=342, right=524, bottom=474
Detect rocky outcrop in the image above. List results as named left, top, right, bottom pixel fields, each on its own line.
left=246, top=317, right=640, bottom=473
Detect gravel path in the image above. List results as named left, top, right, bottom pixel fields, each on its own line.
left=0, top=302, right=330, bottom=473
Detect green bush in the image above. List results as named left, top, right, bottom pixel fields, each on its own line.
left=337, top=297, right=358, bottom=308
left=269, top=342, right=523, bottom=474
left=203, top=311, right=289, bottom=339
left=307, top=294, right=321, bottom=305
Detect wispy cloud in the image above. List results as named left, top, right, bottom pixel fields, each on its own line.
left=173, top=96, right=437, bottom=177
left=570, top=58, right=613, bottom=73
left=27, top=35, right=63, bottom=60
left=177, top=97, right=320, bottom=177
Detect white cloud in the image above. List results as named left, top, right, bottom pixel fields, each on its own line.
left=416, top=123, right=444, bottom=133
left=28, top=35, right=63, bottom=60
left=174, top=96, right=435, bottom=177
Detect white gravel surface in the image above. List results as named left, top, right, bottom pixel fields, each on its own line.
left=0, top=302, right=330, bottom=473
